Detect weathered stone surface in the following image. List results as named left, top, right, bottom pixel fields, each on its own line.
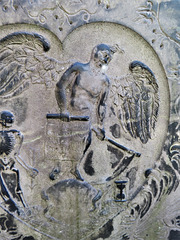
left=0, top=1, right=179, bottom=239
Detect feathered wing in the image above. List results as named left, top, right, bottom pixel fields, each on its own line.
left=0, top=32, right=67, bottom=99
left=114, top=61, right=159, bottom=144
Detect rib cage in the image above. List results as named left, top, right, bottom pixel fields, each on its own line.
left=0, top=131, right=15, bottom=155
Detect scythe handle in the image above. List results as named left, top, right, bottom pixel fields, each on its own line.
left=105, top=136, right=141, bottom=157
left=46, top=113, right=89, bottom=122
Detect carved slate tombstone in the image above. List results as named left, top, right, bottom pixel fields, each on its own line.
left=0, top=1, right=179, bottom=239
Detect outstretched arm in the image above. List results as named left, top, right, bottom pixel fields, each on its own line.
left=11, top=129, right=23, bottom=156
left=12, top=130, right=38, bottom=178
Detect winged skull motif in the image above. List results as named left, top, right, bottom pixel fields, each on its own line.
left=0, top=32, right=70, bottom=99
left=111, top=61, right=159, bottom=144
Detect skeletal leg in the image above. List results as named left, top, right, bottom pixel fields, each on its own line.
left=0, top=169, right=19, bottom=213
left=12, top=167, right=28, bottom=208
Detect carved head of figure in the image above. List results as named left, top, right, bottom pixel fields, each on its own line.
left=91, top=44, right=117, bottom=70
left=0, top=111, right=14, bottom=128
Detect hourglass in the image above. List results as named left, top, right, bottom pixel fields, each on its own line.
left=114, top=180, right=128, bottom=202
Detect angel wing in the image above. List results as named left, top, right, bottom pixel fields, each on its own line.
left=112, top=61, right=159, bottom=144
left=0, top=32, right=70, bottom=99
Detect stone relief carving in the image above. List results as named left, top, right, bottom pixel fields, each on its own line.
left=48, top=44, right=153, bottom=181
left=0, top=24, right=173, bottom=239
left=136, top=0, right=180, bottom=49
left=0, top=0, right=179, bottom=239
left=25, top=0, right=94, bottom=26
left=110, top=60, right=159, bottom=144
left=0, top=110, right=38, bottom=214
left=0, top=32, right=72, bottom=98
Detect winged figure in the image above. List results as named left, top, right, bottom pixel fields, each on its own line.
left=54, top=43, right=159, bottom=146
left=0, top=32, right=70, bottom=99
left=53, top=43, right=159, bottom=180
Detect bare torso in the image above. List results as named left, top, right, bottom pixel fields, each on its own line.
left=69, top=65, right=110, bottom=126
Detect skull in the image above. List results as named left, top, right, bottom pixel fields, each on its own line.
left=0, top=111, right=14, bottom=128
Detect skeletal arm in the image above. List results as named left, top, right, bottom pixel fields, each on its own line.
left=12, top=130, right=38, bottom=177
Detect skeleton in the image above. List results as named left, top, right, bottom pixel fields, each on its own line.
left=0, top=111, right=38, bottom=214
